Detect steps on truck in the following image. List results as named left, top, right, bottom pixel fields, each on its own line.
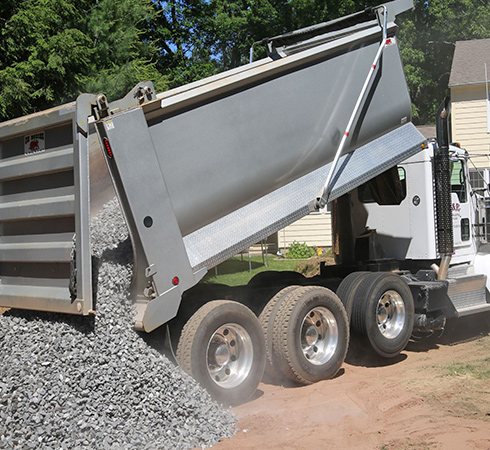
left=446, top=268, right=490, bottom=317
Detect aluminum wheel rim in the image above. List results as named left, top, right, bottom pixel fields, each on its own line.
left=376, top=290, right=406, bottom=339
left=300, top=307, right=338, bottom=366
left=206, top=323, right=253, bottom=389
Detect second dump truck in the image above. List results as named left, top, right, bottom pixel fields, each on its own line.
left=1, top=0, right=489, bottom=405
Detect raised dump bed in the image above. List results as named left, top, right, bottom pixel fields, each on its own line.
left=94, top=0, right=424, bottom=331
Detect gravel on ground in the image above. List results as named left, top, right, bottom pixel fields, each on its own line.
left=0, top=198, right=236, bottom=450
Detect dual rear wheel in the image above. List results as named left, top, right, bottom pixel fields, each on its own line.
left=337, top=272, right=415, bottom=358
left=176, top=287, right=350, bottom=404
left=176, top=300, right=266, bottom=406
left=260, top=286, right=349, bottom=385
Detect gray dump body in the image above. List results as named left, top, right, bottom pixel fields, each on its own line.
left=0, top=0, right=425, bottom=331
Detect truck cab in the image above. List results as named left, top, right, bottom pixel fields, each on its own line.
left=350, top=142, right=483, bottom=266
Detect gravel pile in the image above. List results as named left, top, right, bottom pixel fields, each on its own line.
left=0, top=198, right=236, bottom=449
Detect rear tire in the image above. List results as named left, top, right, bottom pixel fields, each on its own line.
left=352, top=272, right=414, bottom=358
left=271, top=286, right=349, bottom=385
left=259, top=286, right=300, bottom=379
left=336, top=271, right=370, bottom=322
left=176, top=300, right=266, bottom=406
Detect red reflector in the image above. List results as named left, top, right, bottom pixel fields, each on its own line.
left=345, top=132, right=349, bottom=137
left=103, top=137, right=113, bottom=158
left=386, top=39, right=392, bottom=45
left=172, top=277, right=180, bottom=286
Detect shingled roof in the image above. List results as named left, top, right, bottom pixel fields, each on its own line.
left=449, top=38, right=490, bottom=87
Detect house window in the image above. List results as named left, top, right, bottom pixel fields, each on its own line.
left=468, top=168, right=490, bottom=195
left=469, top=169, right=485, bottom=190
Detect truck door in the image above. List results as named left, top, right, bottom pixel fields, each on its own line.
left=450, top=157, right=475, bottom=261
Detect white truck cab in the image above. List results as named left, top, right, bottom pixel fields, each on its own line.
left=351, top=143, right=483, bottom=265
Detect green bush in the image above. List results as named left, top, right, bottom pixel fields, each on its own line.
left=286, top=241, right=316, bottom=259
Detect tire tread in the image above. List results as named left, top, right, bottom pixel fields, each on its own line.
left=259, top=286, right=299, bottom=378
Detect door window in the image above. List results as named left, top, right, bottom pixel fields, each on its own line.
left=450, top=159, right=467, bottom=203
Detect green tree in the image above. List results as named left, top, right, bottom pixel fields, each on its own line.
left=3, top=0, right=489, bottom=126
left=205, top=0, right=381, bottom=71
left=398, top=0, right=490, bottom=124
left=208, top=0, right=283, bottom=69
left=0, top=0, right=93, bottom=120
left=151, top=0, right=218, bottom=88
left=278, top=0, right=377, bottom=32
left=0, top=0, right=167, bottom=121
left=82, top=0, right=168, bottom=102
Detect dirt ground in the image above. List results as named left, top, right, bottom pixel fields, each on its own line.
left=214, top=313, right=490, bottom=450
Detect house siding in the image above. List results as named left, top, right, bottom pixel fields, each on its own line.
left=278, top=212, right=332, bottom=249
left=451, top=85, right=490, bottom=169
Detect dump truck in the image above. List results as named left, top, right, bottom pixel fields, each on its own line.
left=1, top=0, right=489, bottom=405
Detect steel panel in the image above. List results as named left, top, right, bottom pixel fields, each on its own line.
left=0, top=241, right=72, bottom=262
left=0, top=103, right=75, bottom=140
left=97, top=108, right=204, bottom=331
left=0, top=192, right=75, bottom=221
left=0, top=98, right=93, bottom=315
left=145, top=23, right=410, bottom=237
left=0, top=185, right=75, bottom=204
left=0, top=284, right=77, bottom=312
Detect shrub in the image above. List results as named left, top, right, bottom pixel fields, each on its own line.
left=286, top=241, right=316, bottom=259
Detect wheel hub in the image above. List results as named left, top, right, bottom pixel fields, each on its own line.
left=305, top=325, right=319, bottom=346
left=300, top=307, right=338, bottom=366
left=376, top=290, right=406, bottom=339
left=206, top=324, right=253, bottom=389
left=214, top=344, right=231, bottom=366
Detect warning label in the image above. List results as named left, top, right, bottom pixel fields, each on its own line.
left=24, top=132, right=45, bottom=155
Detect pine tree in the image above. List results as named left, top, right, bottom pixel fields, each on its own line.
left=0, top=0, right=166, bottom=121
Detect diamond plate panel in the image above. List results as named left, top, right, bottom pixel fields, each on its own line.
left=447, top=274, right=489, bottom=315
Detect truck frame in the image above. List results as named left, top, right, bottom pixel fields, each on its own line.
left=1, top=0, right=489, bottom=405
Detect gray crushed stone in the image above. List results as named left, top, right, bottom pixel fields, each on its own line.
left=0, top=198, right=237, bottom=449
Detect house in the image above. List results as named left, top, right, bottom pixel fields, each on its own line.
left=276, top=211, right=332, bottom=252
left=449, top=38, right=490, bottom=182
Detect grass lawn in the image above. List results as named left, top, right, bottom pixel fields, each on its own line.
left=202, top=255, right=302, bottom=286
